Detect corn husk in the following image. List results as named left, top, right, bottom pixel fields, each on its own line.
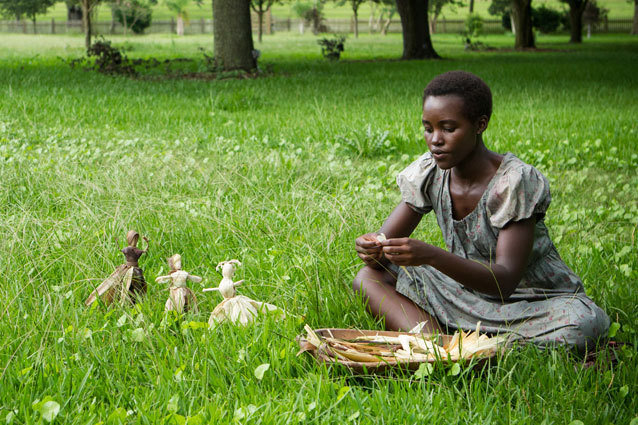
left=209, top=295, right=284, bottom=326
left=300, top=323, right=507, bottom=367
left=85, top=265, right=135, bottom=307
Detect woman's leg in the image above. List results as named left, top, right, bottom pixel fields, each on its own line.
left=353, top=265, right=441, bottom=334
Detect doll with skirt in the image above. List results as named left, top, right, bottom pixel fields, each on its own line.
left=85, top=230, right=148, bottom=307
left=203, top=260, right=284, bottom=326
left=156, top=254, right=201, bottom=313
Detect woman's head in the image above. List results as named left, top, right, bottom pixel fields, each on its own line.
left=421, top=71, right=492, bottom=169
left=423, top=71, right=492, bottom=123
left=126, top=230, right=139, bottom=247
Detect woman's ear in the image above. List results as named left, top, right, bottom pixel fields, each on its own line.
left=476, top=115, right=489, bottom=135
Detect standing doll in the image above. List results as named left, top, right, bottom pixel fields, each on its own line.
left=85, top=230, right=148, bottom=307
left=203, top=260, right=284, bottom=326
left=353, top=71, right=609, bottom=351
left=156, top=254, right=201, bottom=313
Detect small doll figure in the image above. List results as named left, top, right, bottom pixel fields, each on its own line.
left=203, top=260, right=284, bottom=326
left=156, top=254, right=201, bottom=313
left=85, top=230, right=148, bottom=307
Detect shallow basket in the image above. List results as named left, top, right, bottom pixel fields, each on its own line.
left=297, top=328, right=496, bottom=375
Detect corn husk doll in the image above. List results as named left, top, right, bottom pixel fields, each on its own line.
left=156, top=254, right=201, bottom=313
left=203, top=260, right=284, bottom=326
left=85, top=230, right=149, bottom=307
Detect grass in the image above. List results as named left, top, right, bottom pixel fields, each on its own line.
left=0, top=32, right=637, bottom=424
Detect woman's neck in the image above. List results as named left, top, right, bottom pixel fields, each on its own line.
left=451, top=139, right=500, bottom=186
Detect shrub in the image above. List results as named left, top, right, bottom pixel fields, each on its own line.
left=461, top=13, right=484, bottom=50
left=317, top=35, right=345, bottom=61
left=532, top=6, right=563, bottom=33
left=113, top=0, right=153, bottom=34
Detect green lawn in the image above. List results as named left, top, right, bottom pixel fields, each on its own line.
left=0, top=32, right=637, bottom=424
left=32, top=0, right=636, bottom=23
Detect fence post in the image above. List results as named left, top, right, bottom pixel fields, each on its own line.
left=170, top=17, right=175, bottom=34
left=200, top=18, right=205, bottom=33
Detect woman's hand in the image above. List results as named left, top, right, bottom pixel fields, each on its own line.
left=355, top=233, right=385, bottom=268
left=380, top=238, right=434, bottom=267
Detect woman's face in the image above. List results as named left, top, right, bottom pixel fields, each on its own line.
left=422, top=95, right=484, bottom=170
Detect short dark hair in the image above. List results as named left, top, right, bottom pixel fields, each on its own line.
left=423, top=71, right=492, bottom=122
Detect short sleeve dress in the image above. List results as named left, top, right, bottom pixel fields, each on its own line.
left=394, top=152, right=609, bottom=350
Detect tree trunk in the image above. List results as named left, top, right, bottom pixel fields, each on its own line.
left=353, top=7, right=359, bottom=38
left=81, top=0, right=92, bottom=50
left=469, top=0, right=474, bottom=13
left=110, top=6, right=116, bottom=34
left=258, top=8, right=264, bottom=42
left=32, top=16, right=36, bottom=34
left=382, top=14, right=392, bottom=35
left=213, top=0, right=256, bottom=71
left=568, top=0, right=586, bottom=43
left=510, top=13, right=516, bottom=35
left=510, top=0, right=534, bottom=49
left=632, top=0, right=637, bottom=35
left=177, top=14, right=184, bottom=35
left=396, top=0, right=439, bottom=59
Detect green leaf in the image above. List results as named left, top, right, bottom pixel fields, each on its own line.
left=347, top=411, right=360, bottom=421
left=254, top=363, right=270, bottom=380
left=167, top=395, right=179, bottom=413
left=608, top=322, right=621, bottom=338
left=131, top=327, right=145, bottom=342
left=629, top=417, right=638, bottom=425
left=337, top=386, right=350, bottom=401
left=567, top=421, right=584, bottom=425
left=106, top=407, right=127, bottom=425
left=447, top=363, right=461, bottom=376
left=116, top=314, right=127, bottom=328
left=619, top=385, right=629, bottom=398
left=40, top=401, right=60, bottom=423
left=414, top=363, right=434, bottom=379
left=186, top=414, right=204, bottom=425
left=170, top=414, right=186, bottom=425
left=5, top=410, right=16, bottom=424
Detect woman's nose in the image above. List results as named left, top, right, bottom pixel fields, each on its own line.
left=430, top=130, right=443, bottom=145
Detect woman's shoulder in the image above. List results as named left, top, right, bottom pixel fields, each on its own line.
left=396, top=152, right=441, bottom=214
left=486, top=153, right=552, bottom=228
left=498, top=153, right=549, bottom=184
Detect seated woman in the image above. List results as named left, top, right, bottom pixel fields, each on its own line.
left=353, top=71, right=609, bottom=351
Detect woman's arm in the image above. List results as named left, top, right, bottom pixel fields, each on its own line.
left=355, top=202, right=424, bottom=269
left=381, top=217, right=536, bottom=300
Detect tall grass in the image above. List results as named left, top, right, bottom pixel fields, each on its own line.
left=0, top=33, right=636, bottom=424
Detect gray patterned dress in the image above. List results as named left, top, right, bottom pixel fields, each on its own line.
left=394, top=152, right=609, bottom=350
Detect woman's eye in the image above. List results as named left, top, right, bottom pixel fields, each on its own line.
left=424, top=128, right=433, bottom=134
left=444, top=128, right=455, bottom=133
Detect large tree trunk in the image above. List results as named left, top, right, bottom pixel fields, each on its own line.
left=567, top=0, right=587, bottom=43
left=632, top=0, right=637, bottom=35
left=511, top=0, right=534, bottom=49
left=81, top=0, right=92, bottom=50
left=213, top=0, right=256, bottom=71
left=396, top=0, right=439, bottom=59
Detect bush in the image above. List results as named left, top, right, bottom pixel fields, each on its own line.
left=532, top=6, right=562, bottom=33
left=113, top=0, right=153, bottom=34
left=461, top=13, right=484, bottom=50
left=317, top=35, right=345, bottom=61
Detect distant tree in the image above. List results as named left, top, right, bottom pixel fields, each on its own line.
left=396, top=0, right=439, bottom=59
left=213, top=0, right=256, bottom=71
left=510, top=0, right=534, bottom=49
left=633, top=0, right=638, bottom=35
left=560, top=0, right=587, bottom=43
left=488, top=0, right=514, bottom=33
left=112, top=0, right=154, bottom=34
left=165, top=0, right=200, bottom=36
left=336, top=0, right=366, bottom=38
left=250, top=0, right=279, bottom=42
left=429, top=0, right=463, bottom=34
left=292, top=1, right=326, bottom=34
left=582, top=0, right=607, bottom=38
left=531, top=5, right=562, bottom=33
left=0, top=0, right=56, bottom=32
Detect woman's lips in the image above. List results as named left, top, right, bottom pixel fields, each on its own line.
left=432, top=151, right=448, bottom=160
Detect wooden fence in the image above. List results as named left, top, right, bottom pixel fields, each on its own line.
left=0, top=17, right=633, bottom=36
